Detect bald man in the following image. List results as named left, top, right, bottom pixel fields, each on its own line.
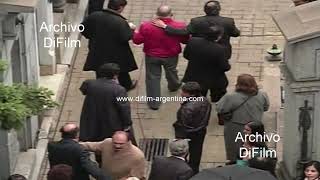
left=81, top=131, right=146, bottom=180
left=48, top=123, right=111, bottom=180
left=153, top=0, right=240, bottom=60
left=132, top=5, right=189, bottom=110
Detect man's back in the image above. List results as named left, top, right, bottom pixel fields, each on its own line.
left=133, top=18, right=188, bottom=58
left=48, top=139, right=91, bottom=180
left=189, top=15, right=239, bottom=59
left=149, top=156, right=193, bottom=180
left=79, top=79, right=131, bottom=141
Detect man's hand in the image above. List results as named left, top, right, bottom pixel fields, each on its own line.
left=128, top=22, right=137, bottom=30
left=152, top=19, right=167, bottom=28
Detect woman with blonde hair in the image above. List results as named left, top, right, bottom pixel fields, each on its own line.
left=216, top=74, right=269, bottom=163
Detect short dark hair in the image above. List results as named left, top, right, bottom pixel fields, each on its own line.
left=108, top=0, right=127, bottom=10
left=59, top=124, right=79, bottom=139
left=97, top=63, right=120, bottom=79
left=204, top=0, right=221, bottom=15
left=181, top=82, right=201, bottom=96
left=246, top=121, right=265, bottom=135
left=48, top=164, right=73, bottom=180
left=7, top=174, right=27, bottom=180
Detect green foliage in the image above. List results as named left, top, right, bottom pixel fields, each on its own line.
left=0, top=60, right=8, bottom=72
left=0, top=83, right=59, bottom=130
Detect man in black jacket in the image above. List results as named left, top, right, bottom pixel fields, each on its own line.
left=48, top=123, right=111, bottom=180
left=173, top=82, right=212, bottom=174
left=81, top=0, right=138, bottom=91
left=153, top=0, right=240, bottom=60
left=149, top=139, right=193, bottom=180
left=183, top=24, right=230, bottom=102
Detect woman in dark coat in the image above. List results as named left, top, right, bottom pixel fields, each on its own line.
left=182, top=24, right=230, bottom=103
left=81, top=0, right=138, bottom=90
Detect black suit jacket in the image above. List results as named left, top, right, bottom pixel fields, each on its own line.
left=48, top=139, right=110, bottom=180
left=79, top=79, right=132, bottom=141
left=182, top=37, right=230, bottom=89
left=81, top=9, right=137, bottom=72
left=165, top=15, right=240, bottom=59
left=149, top=156, right=193, bottom=180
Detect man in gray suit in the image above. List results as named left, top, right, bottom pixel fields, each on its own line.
left=149, top=139, right=194, bottom=180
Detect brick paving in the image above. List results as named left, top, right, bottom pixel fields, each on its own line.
left=39, top=0, right=292, bottom=179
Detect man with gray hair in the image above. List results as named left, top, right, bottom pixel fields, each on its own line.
left=133, top=5, right=189, bottom=110
left=148, top=139, right=193, bottom=180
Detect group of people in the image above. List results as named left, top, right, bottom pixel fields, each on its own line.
left=36, top=0, right=320, bottom=180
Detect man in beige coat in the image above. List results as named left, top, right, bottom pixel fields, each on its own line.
left=81, top=131, right=146, bottom=180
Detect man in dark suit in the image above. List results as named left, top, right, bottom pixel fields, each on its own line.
left=153, top=0, right=240, bottom=60
left=79, top=63, right=137, bottom=165
left=149, top=139, right=193, bottom=180
left=81, top=0, right=138, bottom=91
left=182, top=24, right=230, bottom=102
left=47, top=123, right=111, bottom=180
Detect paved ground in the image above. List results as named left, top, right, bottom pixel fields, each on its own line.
left=39, top=0, right=292, bottom=179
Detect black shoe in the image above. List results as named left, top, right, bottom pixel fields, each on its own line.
left=127, top=80, right=138, bottom=91
left=149, top=106, right=159, bottom=110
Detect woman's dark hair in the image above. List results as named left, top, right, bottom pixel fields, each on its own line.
left=98, top=63, right=120, bottom=79
left=48, top=164, right=73, bottom=180
left=235, top=74, right=258, bottom=95
left=303, top=161, right=320, bottom=179
left=108, top=0, right=127, bottom=10
left=7, top=174, right=27, bottom=180
left=204, top=0, right=221, bottom=15
left=181, top=82, right=201, bottom=96
left=246, top=121, right=267, bottom=148
left=247, top=121, right=265, bottom=135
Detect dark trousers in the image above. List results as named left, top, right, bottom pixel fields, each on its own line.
left=175, top=129, right=207, bottom=174
left=201, top=87, right=227, bottom=103
left=96, top=71, right=133, bottom=90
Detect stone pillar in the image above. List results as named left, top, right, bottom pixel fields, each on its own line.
left=0, top=129, right=20, bottom=179
left=37, top=0, right=56, bottom=75
left=273, top=1, right=320, bottom=179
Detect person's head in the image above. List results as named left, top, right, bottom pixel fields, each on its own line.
left=235, top=74, right=258, bottom=95
left=7, top=174, right=26, bottom=180
left=204, top=0, right=221, bottom=15
left=304, top=161, right=320, bottom=180
left=169, top=139, right=189, bottom=158
left=204, top=25, right=224, bottom=41
left=181, top=82, right=201, bottom=97
left=59, top=123, right=79, bottom=140
left=112, top=131, right=130, bottom=152
left=156, top=5, right=172, bottom=18
left=243, top=121, right=265, bottom=135
left=107, top=0, right=127, bottom=13
left=97, top=63, right=120, bottom=79
left=48, top=164, right=73, bottom=180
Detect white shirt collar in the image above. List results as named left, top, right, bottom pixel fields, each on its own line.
left=172, top=155, right=185, bottom=161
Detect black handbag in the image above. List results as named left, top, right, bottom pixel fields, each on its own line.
left=218, top=96, right=253, bottom=125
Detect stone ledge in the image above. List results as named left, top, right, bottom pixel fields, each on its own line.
left=13, top=149, right=37, bottom=179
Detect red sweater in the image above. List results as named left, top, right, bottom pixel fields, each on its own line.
left=133, top=18, right=189, bottom=58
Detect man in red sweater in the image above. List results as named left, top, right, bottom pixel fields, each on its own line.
left=133, top=5, right=189, bottom=110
